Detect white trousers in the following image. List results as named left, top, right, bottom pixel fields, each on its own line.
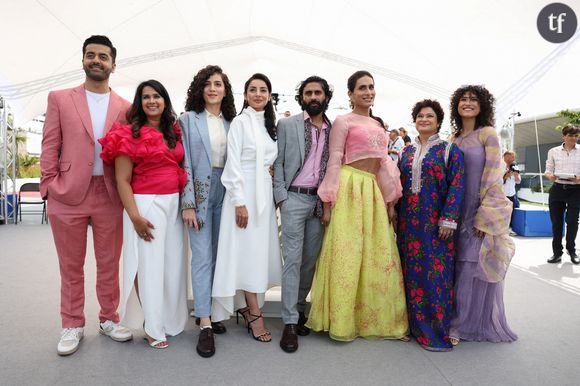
left=120, top=193, right=187, bottom=341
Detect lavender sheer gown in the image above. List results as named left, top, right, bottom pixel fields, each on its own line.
left=450, top=130, right=517, bottom=342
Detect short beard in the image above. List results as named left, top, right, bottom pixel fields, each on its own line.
left=302, top=100, right=328, bottom=116
left=83, top=64, right=111, bottom=82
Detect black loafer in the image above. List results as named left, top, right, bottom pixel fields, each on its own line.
left=296, top=312, right=310, bottom=336
left=196, top=328, right=215, bottom=358
left=570, top=252, right=580, bottom=265
left=547, top=255, right=562, bottom=264
left=195, top=318, right=227, bottom=334
left=280, top=324, right=298, bottom=353
left=210, top=322, right=226, bottom=334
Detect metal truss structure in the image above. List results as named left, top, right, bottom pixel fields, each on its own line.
left=0, top=97, right=17, bottom=224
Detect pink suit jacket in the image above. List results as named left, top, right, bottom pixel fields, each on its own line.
left=40, top=84, right=131, bottom=206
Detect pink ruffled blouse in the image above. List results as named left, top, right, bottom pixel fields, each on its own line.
left=99, top=122, right=187, bottom=194
left=318, top=113, right=402, bottom=205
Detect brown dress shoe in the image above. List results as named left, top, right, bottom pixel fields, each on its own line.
left=196, top=328, right=215, bottom=358
left=280, top=324, right=298, bottom=353
left=296, top=312, right=310, bottom=336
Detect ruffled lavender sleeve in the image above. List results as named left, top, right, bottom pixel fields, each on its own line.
left=317, top=115, right=349, bottom=206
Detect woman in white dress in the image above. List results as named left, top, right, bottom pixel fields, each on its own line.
left=211, top=73, right=282, bottom=342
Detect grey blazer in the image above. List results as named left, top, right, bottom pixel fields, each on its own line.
left=273, top=113, right=307, bottom=205
left=179, top=110, right=230, bottom=227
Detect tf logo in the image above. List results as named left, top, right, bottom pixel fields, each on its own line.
left=537, top=3, right=577, bottom=43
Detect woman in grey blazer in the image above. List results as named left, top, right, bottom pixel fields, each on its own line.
left=179, top=65, right=236, bottom=358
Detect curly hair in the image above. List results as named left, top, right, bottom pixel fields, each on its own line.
left=127, top=79, right=177, bottom=149
left=412, top=99, right=445, bottom=132
left=347, top=70, right=385, bottom=129
left=184, top=65, right=236, bottom=121
left=241, top=73, right=277, bottom=141
left=295, top=75, right=333, bottom=108
left=449, top=85, right=495, bottom=135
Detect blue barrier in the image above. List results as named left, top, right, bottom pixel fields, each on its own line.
left=512, top=208, right=557, bottom=237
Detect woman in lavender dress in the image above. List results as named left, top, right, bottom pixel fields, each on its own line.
left=449, top=85, right=517, bottom=344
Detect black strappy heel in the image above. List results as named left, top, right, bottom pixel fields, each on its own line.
left=247, top=313, right=272, bottom=342
left=235, top=306, right=250, bottom=326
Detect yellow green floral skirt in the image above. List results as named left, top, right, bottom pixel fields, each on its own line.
left=307, top=165, right=408, bottom=341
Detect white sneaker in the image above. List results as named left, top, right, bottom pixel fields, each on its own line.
left=57, top=327, right=84, bottom=356
left=99, top=320, right=133, bottom=342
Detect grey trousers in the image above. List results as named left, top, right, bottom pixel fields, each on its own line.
left=280, top=191, right=324, bottom=324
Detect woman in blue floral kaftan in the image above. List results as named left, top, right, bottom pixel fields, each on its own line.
left=397, top=99, right=465, bottom=351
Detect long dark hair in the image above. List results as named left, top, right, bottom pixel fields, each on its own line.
left=184, top=65, right=236, bottom=121
left=241, top=73, right=276, bottom=141
left=127, top=79, right=177, bottom=149
left=347, top=70, right=385, bottom=129
left=450, top=84, right=495, bottom=136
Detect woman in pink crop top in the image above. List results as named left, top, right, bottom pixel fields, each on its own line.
left=100, top=80, right=188, bottom=349
left=306, top=71, right=409, bottom=341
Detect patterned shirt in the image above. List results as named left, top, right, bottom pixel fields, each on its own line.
left=292, top=111, right=329, bottom=187
left=545, top=143, right=580, bottom=185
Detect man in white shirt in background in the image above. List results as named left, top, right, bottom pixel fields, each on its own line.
left=388, top=128, right=404, bottom=162
left=503, top=151, right=521, bottom=234
left=545, top=124, right=580, bottom=264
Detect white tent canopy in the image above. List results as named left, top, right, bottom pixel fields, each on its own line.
left=1, top=0, right=579, bottom=130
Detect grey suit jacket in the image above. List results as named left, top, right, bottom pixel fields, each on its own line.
left=179, top=110, right=230, bottom=227
left=273, top=113, right=307, bottom=205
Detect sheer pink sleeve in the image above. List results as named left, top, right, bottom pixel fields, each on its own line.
left=377, top=155, right=402, bottom=205
left=318, top=115, right=349, bottom=205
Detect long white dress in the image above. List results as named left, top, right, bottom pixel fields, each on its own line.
left=211, top=106, right=282, bottom=322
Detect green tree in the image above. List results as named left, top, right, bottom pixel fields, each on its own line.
left=556, top=109, right=580, bottom=131
left=9, top=127, right=28, bottom=176
left=15, top=131, right=27, bottom=148
left=16, top=154, right=40, bottom=178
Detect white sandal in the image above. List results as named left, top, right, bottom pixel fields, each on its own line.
left=144, top=336, right=168, bottom=349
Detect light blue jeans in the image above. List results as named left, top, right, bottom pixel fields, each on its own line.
left=189, top=168, right=225, bottom=318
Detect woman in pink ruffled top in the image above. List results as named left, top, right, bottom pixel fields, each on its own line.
left=100, top=80, right=188, bottom=349
left=306, top=70, right=408, bottom=341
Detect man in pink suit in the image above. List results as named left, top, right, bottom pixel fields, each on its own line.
left=41, top=35, right=133, bottom=356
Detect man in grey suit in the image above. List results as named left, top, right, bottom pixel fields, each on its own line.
left=274, top=76, right=333, bottom=353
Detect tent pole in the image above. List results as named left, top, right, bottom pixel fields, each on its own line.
left=533, top=116, right=546, bottom=207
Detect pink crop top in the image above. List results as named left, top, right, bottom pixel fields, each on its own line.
left=318, top=112, right=402, bottom=205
